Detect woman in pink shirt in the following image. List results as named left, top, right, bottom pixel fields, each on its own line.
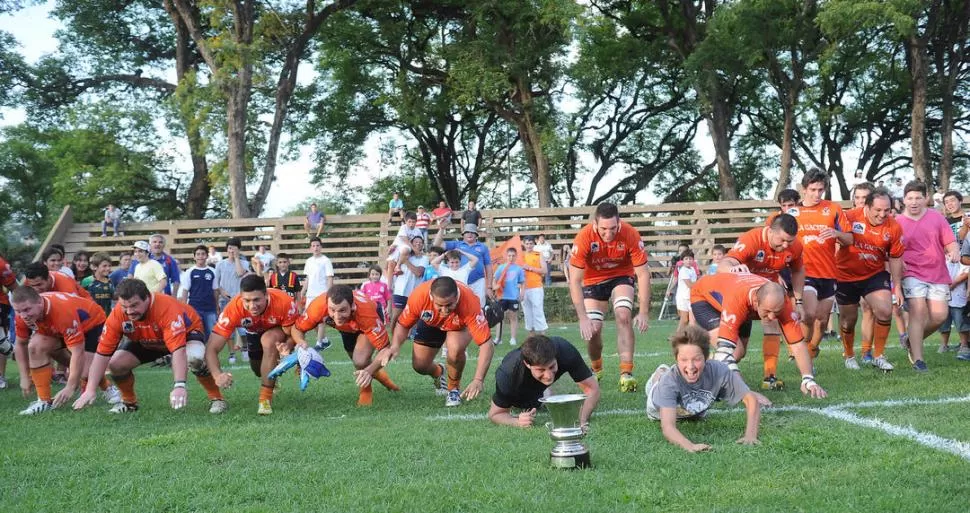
left=896, top=181, right=960, bottom=372
left=360, top=265, right=392, bottom=317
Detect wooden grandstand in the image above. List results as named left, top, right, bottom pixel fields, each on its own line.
left=38, top=200, right=784, bottom=286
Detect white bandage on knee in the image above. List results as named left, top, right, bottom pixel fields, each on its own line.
left=613, top=297, right=634, bottom=312
left=713, top=339, right=738, bottom=367
left=587, top=310, right=605, bottom=323
left=186, top=340, right=207, bottom=373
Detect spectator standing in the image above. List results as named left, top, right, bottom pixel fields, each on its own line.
left=493, top=247, right=526, bottom=346
left=304, top=203, right=327, bottom=240
left=361, top=265, right=391, bottom=317
left=461, top=199, right=483, bottom=228
left=206, top=245, right=223, bottom=267
left=131, top=241, right=167, bottom=293
left=675, top=250, right=697, bottom=333
left=129, top=234, right=180, bottom=296
left=268, top=253, right=303, bottom=303
left=301, top=237, right=335, bottom=348
left=939, top=258, right=970, bottom=355
left=433, top=223, right=492, bottom=307
left=533, top=234, right=554, bottom=286
left=215, top=237, right=250, bottom=364
left=521, top=236, right=548, bottom=337
left=101, top=204, right=122, bottom=237
left=255, top=245, right=275, bottom=270
left=388, top=192, right=404, bottom=223
left=83, top=252, right=115, bottom=315
left=708, top=245, right=725, bottom=275
left=180, top=245, right=219, bottom=339
left=942, top=190, right=970, bottom=241
left=108, top=251, right=132, bottom=287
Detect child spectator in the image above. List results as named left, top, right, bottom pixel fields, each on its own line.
left=432, top=248, right=479, bottom=284
left=388, top=192, right=404, bottom=223
left=268, top=253, right=302, bottom=303
left=109, top=251, right=132, bottom=287
left=179, top=245, right=219, bottom=339
left=645, top=325, right=770, bottom=453
left=71, top=251, right=93, bottom=284
left=940, top=259, right=970, bottom=355
left=675, top=250, right=697, bottom=333
left=493, top=247, right=526, bottom=346
left=83, top=252, right=115, bottom=315
left=424, top=246, right=443, bottom=281
left=415, top=206, right=432, bottom=242
left=206, top=245, right=222, bottom=267
left=385, top=212, right=421, bottom=282
left=361, top=265, right=391, bottom=317
left=708, top=245, right=725, bottom=275
left=533, top=234, right=554, bottom=286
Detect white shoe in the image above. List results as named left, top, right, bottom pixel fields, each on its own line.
left=0, top=375, right=7, bottom=389
left=102, top=385, right=122, bottom=405
left=209, top=399, right=228, bottom=414
left=109, top=402, right=138, bottom=413
left=445, top=389, right=462, bottom=407
left=873, top=356, right=895, bottom=372
left=433, top=364, right=448, bottom=396
left=509, top=338, right=517, bottom=346
left=844, top=357, right=860, bottom=370
left=228, top=354, right=237, bottom=365
left=19, top=400, right=52, bottom=415
left=241, top=352, right=250, bottom=363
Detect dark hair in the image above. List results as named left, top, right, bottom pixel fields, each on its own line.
left=801, top=168, right=828, bottom=189
left=711, top=244, right=726, bottom=254
left=867, top=187, right=894, bottom=207
left=51, top=244, right=66, bottom=255
left=119, top=250, right=132, bottom=258
left=90, top=252, right=112, bottom=268
left=368, top=264, right=382, bottom=275
left=226, top=237, right=242, bottom=250
left=116, top=278, right=151, bottom=301
left=309, top=237, right=322, bottom=246
left=943, top=190, right=963, bottom=202
left=240, top=274, right=267, bottom=293
left=521, top=335, right=557, bottom=366
left=904, top=180, right=926, bottom=197
left=328, top=284, right=354, bottom=306
left=770, top=213, right=799, bottom=236
left=671, top=324, right=710, bottom=360
left=506, top=247, right=518, bottom=254
left=11, top=285, right=41, bottom=305
left=428, top=246, right=445, bottom=255
left=680, top=249, right=694, bottom=259
left=72, top=250, right=90, bottom=263
left=24, top=262, right=50, bottom=280
left=594, top=202, right=619, bottom=220
left=194, top=245, right=208, bottom=255
left=777, top=189, right=800, bottom=204
left=404, top=211, right=417, bottom=222
left=445, top=250, right=461, bottom=261
left=430, top=276, right=458, bottom=298
left=852, top=182, right=875, bottom=197
left=41, top=247, right=62, bottom=262
left=276, top=252, right=290, bottom=260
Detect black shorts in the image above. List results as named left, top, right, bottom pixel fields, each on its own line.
left=412, top=320, right=448, bottom=348
left=836, top=271, right=891, bottom=306
left=0, top=303, right=10, bottom=330
left=340, top=309, right=385, bottom=353
left=779, top=269, right=793, bottom=294
left=805, top=276, right=837, bottom=300
left=118, top=331, right=202, bottom=365
left=392, top=294, right=408, bottom=310
left=582, top=276, right=635, bottom=302
left=499, top=300, right=519, bottom=312
left=690, top=301, right=752, bottom=339
left=83, top=324, right=104, bottom=353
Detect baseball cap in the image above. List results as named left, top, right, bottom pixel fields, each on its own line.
left=462, top=223, right=478, bottom=235
left=132, top=241, right=150, bottom=251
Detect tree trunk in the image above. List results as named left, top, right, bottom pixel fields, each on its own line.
left=226, top=85, right=252, bottom=219
left=775, top=99, right=795, bottom=200
left=706, top=94, right=738, bottom=200
left=907, top=35, right=931, bottom=194
left=940, top=89, right=954, bottom=192
left=510, top=84, right=551, bottom=208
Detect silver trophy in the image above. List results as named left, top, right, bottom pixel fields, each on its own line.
left=539, top=393, right=591, bottom=469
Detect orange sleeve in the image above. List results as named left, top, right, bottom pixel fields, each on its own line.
left=780, top=301, right=804, bottom=344
left=625, top=226, right=648, bottom=267
left=160, top=304, right=188, bottom=353
left=212, top=299, right=241, bottom=338
left=279, top=294, right=298, bottom=327
left=715, top=289, right=746, bottom=344
left=96, top=309, right=124, bottom=356
left=14, top=315, right=29, bottom=340
left=296, top=294, right=328, bottom=333
left=460, top=292, right=492, bottom=345
left=57, top=308, right=85, bottom=348
left=360, top=307, right=389, bottom=350
left=0, top=258, right=15, bottom=288
left=726, top=230, right=758, bottom=263
left=397, top=294, right=422, bottom=329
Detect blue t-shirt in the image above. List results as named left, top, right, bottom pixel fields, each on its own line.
left=129, top=252, right=181, bottom=295
left=443, top=240, right=491, bottom=284
left=423, top=264, right=439, bottom=282
left=495, top=263, right=525, bottom=300
left=183, top=266, right=218, bottom=313
left=389, top=198, right=404, bottom=210
left=109, top=268, right=129, bottom=288
left=307, top=210, right=324, bottom=226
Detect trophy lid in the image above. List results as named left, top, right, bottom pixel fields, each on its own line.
left=539, top=394, right=587, bottom=404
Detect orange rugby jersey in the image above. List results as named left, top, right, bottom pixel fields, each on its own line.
left=0, top=256, right=15, bottom=306
left=690, top=273, right=803, bottom=344
left=726, top=227, right=804, bottom=281
left=835, top=207, right=905, bottom=282
left=296, top=291, right=389, bottom=350
left=397, top=280, right=492, bottom=345
left=97, top=293, right=202, bottom=355
left=787, top=200, right=849, bottom=279
left=51, top=271, right=93, bottom=299
left=14, top=292, right=106, bottom=346
left=213, top=288, right=297, bottom=338
left=569, top=221, right=647, bottom=286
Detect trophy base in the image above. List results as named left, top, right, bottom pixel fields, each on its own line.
left=550, top=451, right=592, bottom=469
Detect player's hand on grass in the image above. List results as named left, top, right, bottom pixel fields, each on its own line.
left=633, top=313, right=649, bottom=333
left=800, top=378, right=827, bottom=399
left=215, top=371, right=234, bottom=389
left=354, top=369, right=373, bottom=388
left=20, top=375, right=33, bottom=399
left=73, top=390, right=97, bottom=410
left=52, top=385, right=76, bottom=408
left=752, top=392, right=773, bottom=407
left=578, top=317, right=594, bottom=341
left=170, top=387, right=187, bottom=409
left=461, top=378, right=484, bottom=401
left=736, top=436, right=761, bottom=446
left=686, top=443, right=712, bottom=453
left=516, top=408, right=536, bottom=428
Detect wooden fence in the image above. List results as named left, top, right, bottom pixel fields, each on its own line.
left=47, top=200, right=786, bottom=286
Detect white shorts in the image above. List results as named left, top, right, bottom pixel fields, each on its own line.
left=902, top=277, right=950, bottom=302
left=522, top=287, right=548, bottom=332
left=469, top=278, right=487, bottom=308
left=675, top=296, right=690, bottom=312
left=386, top=244, right=410, bottom=262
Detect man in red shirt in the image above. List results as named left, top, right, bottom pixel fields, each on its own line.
left=12, top=287, right=108, bottom=415
left=73, top=279, right=224, bottom=413
left=568, top=202, right=650, bottom=392
left=292, top=285, right=399, bottom=406
left=690, top=272, right=827, bottom=399
left=835, top=187, right=904, bottom=372
left=380, top=277, right=495, bottom=407
left=206, top=274, right=299, bottom=415
left=720, top=213, right=804, bottom=389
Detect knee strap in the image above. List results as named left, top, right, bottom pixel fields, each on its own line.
left=613, top=297, right=634, bottom=312
left=587, top=310, right=605, bottom=323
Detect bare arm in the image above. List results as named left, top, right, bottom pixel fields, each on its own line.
left=660, top=407, right=710, bottom=452
left=737, top=392, right=763, bottom=445
left=487, top=402, right=536, bottom=428
left=576, top=377, right=600, bottom=427
left=458, top=248, right=479, bottom=268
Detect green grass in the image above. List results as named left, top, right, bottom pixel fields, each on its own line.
left=3, top=320, right=970, bottom=512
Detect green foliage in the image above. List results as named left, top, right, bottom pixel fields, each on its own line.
left=282, top=195, right=352, bottom=217
left=359, top=172, right=442, bottom=215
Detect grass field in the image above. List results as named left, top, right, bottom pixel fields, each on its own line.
left=3, top=319, right=970, bottom=512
